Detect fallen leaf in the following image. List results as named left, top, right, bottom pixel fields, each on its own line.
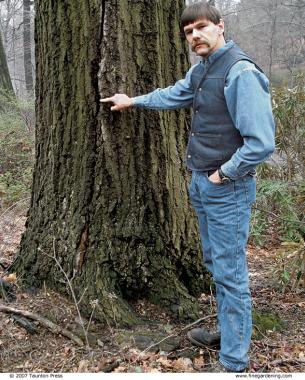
left=193, top=356, right=205, bottom=368
left=3, top=273, right=16, bottom=283
left=156, top=357, right=173, bottom=369
left=77, top=360, right=90, bottom=372
left=63, top=347, right=71, bottom=356
left=172, top=358, right=194, bottom=372
left=97, top=339, right=104, bottom=347
left=17, top=293, right=29, bottom=300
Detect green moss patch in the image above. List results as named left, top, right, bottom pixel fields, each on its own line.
left=253, top=309, right=285, bottom=339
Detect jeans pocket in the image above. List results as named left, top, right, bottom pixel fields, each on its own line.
left=206, top=174, right=229, bottom=187
left=207, top=178, right=224, bottom=186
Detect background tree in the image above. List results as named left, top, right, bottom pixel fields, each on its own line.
left=221, top=0, right=305, bottom=83
left=23, top=0, right=33, bottom=95
left=11, top=0, right=208, bottom=325
left=189, top=0, right=305, bottom=83
left=0, top=0, right=34, bottom=97
left=0, top=29, right=14, bottom=96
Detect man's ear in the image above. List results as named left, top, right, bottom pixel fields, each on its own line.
left=218, top=19, right=225, bottom=34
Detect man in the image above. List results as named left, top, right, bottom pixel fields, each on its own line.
left=101, top=1, right=275, bottom=373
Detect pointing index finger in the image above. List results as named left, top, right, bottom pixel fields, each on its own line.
left=100, top=97, right=114, bottom=103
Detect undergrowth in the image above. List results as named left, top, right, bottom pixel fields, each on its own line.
left=0, top=91, right=34, bottom=208
left=250, top=75, right=305, bottom=292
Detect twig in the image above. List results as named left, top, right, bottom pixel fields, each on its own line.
left=42, top=240, right=91, bottom=349
left=135, top=313, right=217, bottom=361
left=253, top=341, right=282, bottom=349
left=269, top=358, right=305, bottom=366
left=86, top=300, right=97, bottom=336
left=0, top=304, right=84, bottom=347
left=253, top=206, right=305, bottom=226
left=0, top=197, right=30, bottom=221
left=77, top=287, right=88, bottom=306
left=182, top=313, right=217, bottom=332
left=253, top=324, right=272, bottom=341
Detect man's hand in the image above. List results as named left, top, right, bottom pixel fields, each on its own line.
left=100, top=94, right=134, bottom=111
left=208, top=170, right=222, bottom=184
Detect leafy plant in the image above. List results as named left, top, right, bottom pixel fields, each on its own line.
left=250, top=76, right=305, bottom=245
left=0, top=91, right=34, bottom=208
left=272, top=74, right=305, bottom=181
left=273, top=240, right=305, bottom=292
left=251, top=77, right=305, bottom=291
left=250, top=179, right=305, bottom=245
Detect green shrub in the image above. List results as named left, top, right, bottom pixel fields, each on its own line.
left=0, top=92, right=34, bottom=209
left=250, top=76, right=305, bottom=291
left=250, top=75, right=305, bottom=246
left=250, top=178, right=305, bottom=246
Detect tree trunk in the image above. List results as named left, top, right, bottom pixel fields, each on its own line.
left=12, top=0, right=208, bottom=325
left=23, top=0, right=34, bottom=95
left=0, top=31, right=14, bottom=96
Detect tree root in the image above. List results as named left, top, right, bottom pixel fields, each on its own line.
left=0, top=303, right=84, bottom=346
left=148, top=273, right=201, bottom=320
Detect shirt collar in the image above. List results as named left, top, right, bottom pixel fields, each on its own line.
left=200, top=40, right=235, bottom=66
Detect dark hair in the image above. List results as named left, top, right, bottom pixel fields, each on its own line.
left=180, top=1, right=222, bottom=34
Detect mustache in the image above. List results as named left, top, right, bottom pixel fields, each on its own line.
left=192, top=41, right=210, bottom=50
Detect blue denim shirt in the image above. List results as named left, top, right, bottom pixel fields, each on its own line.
left=133, top=41, right=275, bottom=179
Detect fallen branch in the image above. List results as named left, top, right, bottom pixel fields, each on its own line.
left=0, top=304, right=84, bottom=347
left=269, top=358, right=305, bottom=366
left=11, top=314, right=38, bottom=334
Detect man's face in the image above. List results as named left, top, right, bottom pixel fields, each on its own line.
left=183, top=18, right=225, bottom=58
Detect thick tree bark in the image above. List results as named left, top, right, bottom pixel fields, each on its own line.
left=13, top=0, right=208, bottom=325
left=23, top=0, right=34, bottom=95
left=0, top=31, right=14, bottom=96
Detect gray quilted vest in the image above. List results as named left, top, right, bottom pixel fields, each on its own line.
left=186, top=43, right=262, bottom=171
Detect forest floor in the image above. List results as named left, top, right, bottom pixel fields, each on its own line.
left=0, top=207, right=304, bottom=373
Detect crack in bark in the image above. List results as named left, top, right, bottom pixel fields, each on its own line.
left=75, top=224, right=89, bottom=273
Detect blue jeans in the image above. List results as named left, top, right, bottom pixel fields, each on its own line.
left=188, top=171, right=256, bottom=371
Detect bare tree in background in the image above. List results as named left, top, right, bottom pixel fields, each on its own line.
left=223, top=0, right=305, bottom=82
left=186, top=0, right=305, bottom=83
left=0, top=29, right=14, bottom=97
left=23, top=0, right=33, bottom=95
left=0, top=0, right=34, bottom=97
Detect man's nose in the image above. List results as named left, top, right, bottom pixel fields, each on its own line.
left=192, top=29, right=201, bottom=39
